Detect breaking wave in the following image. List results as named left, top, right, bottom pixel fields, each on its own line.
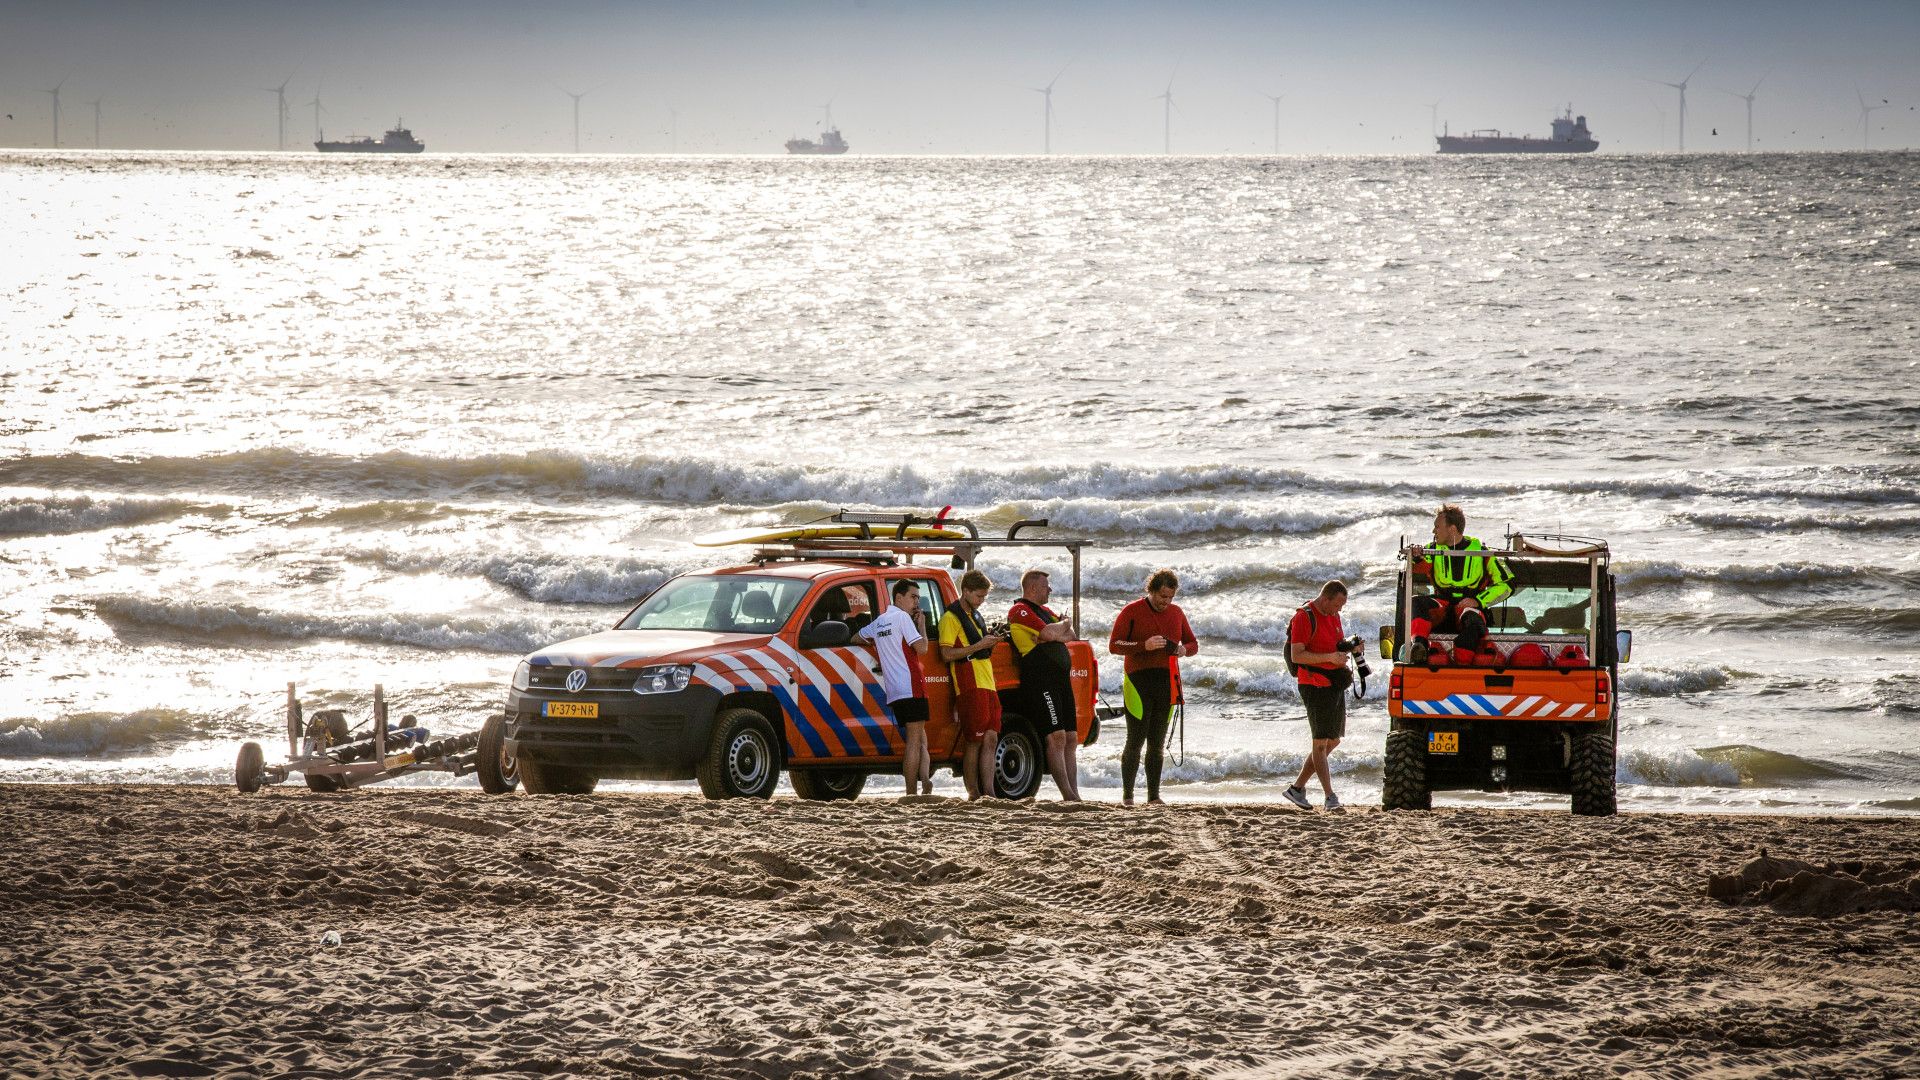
left=1674, top=509, right=1920, bottom=535
left=350, top=546, right=697, bottom=605
left=0, top=494, right=222, bottom=536
left=1618, top=664, right=1736, bottom=696
left=89, top=595, right=602, bottom=655
left=1615, top=560, right=1920, bottom=590
left=0, top=709, right=206, bottom=757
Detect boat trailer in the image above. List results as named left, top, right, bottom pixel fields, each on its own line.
left=234, top=683, right=517, bottom=794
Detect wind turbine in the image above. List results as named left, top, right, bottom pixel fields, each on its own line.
left=1856, top=87, right=1890, bottom=150
left=1717, top=72, right=1767, bottom=152
left=1262, top=91, right=1283, bottom=154
left=1426, top=99, right=1442, bottom=138
left=306, top=85, right=326, bottom=145
left=1155, top=79, right=1175, bottom=155
left=88, top=99, right=101, bottom=148
left=41, top=77, right=66, bottom=147
left=262, top=75, right=293, bottom=150
left=1646, top=60, right=1704, bottom=152
left=817, top=98, right=836, bottom=132
left=555, top=83, right=596, bottom=153
left=1031, top=63, right=1068, bottom=154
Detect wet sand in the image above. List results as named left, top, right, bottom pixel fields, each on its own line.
left=2, top=784, right=1917, bottom=1078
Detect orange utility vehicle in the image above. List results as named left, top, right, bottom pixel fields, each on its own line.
left=502, top=512, right=1102, bottom=799
left=1380, top=533, right=1632, bottom=816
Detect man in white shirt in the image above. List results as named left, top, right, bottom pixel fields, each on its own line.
left=858, top=579, right=934, bottom=796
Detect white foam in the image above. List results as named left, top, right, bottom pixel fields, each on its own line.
left=0, top=493, right=217, bottom=536
left=89, top=595, right=600, bottom=655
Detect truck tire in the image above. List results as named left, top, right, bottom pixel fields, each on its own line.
left=519, top=756, right=599, bottom=796
left=696, top=708, right=781, bottom=800
left=304, top=711, right=351, bottom=793
left=475, top=713, right=519, bottom=795
left=994, top=718, right=1042, bottom=800
left=1570, top=729, right=1617, bottom=817
left=789, top=768, right=866, bottom=801
left=1382, top=729, right=1431, bottom=811
left=235, top=741, right=265, bottom=793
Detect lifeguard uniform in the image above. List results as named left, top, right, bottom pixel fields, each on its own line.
left=938, top=604, right=1001, bottom=741
left=1412, top=537, right=1513, bottom=654
left=1008, top=597, right=1075, bottom=739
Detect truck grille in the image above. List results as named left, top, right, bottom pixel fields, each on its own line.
left=528, top=668, right=641, bottom=693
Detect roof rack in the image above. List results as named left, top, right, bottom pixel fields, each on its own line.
left=750, top=549, right=899, bottom=566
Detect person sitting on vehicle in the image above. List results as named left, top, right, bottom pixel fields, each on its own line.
left=938, top=569, right=1006, bottom=801
left=1008, top=568, right=1080, bottom=803
left=1404, top=503, right=1513, bottom=664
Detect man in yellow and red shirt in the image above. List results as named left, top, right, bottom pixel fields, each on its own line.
left=939, top=569, right=1006, bottom=800
left=1008, top=568, right=1080, bottom=802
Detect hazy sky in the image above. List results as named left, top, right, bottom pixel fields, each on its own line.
left=3, top=0, right=1917, bottom=154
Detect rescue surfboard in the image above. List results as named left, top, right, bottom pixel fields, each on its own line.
left=693, top=524, right=969, bottom=548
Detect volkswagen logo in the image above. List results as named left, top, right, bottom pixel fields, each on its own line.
left=565, top=668, right=588, bottom=694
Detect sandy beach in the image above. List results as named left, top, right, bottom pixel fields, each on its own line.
left=2, top=785, right=1916, bottom=1078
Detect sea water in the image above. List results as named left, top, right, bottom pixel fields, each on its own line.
left=3, top=150, right=1916, bottom=813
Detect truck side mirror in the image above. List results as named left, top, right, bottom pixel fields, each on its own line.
left=800, top=620, right=852, bottom=649
left=1378, top=624, right=1395, bottom=660
left=1615, top=629, right=1633, bottom=664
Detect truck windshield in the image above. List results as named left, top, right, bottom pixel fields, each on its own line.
left=617, top=575, right=809, bottom=634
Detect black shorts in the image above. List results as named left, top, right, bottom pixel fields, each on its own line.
left=888, top=696, right=929, bottom=728
left=1026, top=670, right=1077, bottom=738
left=1299, top=682, right=1346, bottom=741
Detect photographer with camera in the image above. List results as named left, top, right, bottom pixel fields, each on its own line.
left=1283, top=580, right=1361, bottom=812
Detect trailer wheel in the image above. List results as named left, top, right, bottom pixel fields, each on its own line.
left=994, top=718, right=1042, bottom=800
left=518, top=756, right=598, bottom=796
left=304, top=711, right=351, bottom=793
left=696, top=708, right=780, bottom=800
left=1570, top=730, right=1617, bottom=817
left=475, top=714, right=519, bottom=794
left=790, top=768, right=865, bottom=801
left=1382, top=730, right=1431, bottom=811
left=235, top=742, right=265, bottom=793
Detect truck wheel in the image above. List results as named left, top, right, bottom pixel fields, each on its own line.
left=519, top=756, right=598, bottom=796
left=790, top=768, right=866, bottom=801
left=1382, top=730, right=1431, bottom=811
left=235, top=742, right=265, bottom=793
left=304, top=711, right=350, bottom=793
left=475, top=713, right=519, bottom=794
left=696, top=708, right=780, bottom=800
left=994, top=719, right=1042, bottom=800
left=1570, top=730, right=1617, bottom=817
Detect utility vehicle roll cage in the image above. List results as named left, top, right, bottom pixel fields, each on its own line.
left=746, top=510, right=1096, bottom=636
left=1395, top=531, right=1617, bottom=665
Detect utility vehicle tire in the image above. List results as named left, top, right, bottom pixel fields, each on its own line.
left=790, top=768, right=866, bottom=801
left=1382, top=730, right=1431, bottom=811
left=994, top=719, right=1042, bottom=800
left=696, top=708, right=781, bottom=800
left=518, top=756, right=598, bottom=796
left=475, top=713, right=519, bottom=795
left=303, top=710, right=351, bottom=793
left=1570, top=729, right=1617, bottom=817
left=235, top=742, right=265, bottom=793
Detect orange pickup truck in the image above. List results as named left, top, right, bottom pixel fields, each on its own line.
left=1380, top=533, right=1632, bottom=816
left=500, top=515, right=1101, bottom=799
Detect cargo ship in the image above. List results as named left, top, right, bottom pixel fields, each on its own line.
left=785, top=127, right=848, bottom=155
left=1435, top=107, right=1597, bottom=154
left=316, top=121, right=426, bottom=154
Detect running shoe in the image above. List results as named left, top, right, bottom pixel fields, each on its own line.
left=1324, top=792, right=1344, bottom=812
left=1283, top=785, right=1311, bottom=810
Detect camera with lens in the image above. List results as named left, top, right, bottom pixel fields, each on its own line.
left=1340, top=635, right=1373, bottom=680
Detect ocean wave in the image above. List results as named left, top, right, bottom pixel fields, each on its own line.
left=1618, top=664, right=1735, bottom=696
left=974, top=496, right=1429, bottom=538
left=351, top=546, right=696, bottom=605
left=13, top=450, right=1913, bottom=510
left=1615, top=559, right=1920, bottom=590
left=1674, top=510, right=1920, bottom=535
left=0, top=494, right=221, bottom=536
left=0, top=709, right=204, bottom=757
left=1692, top=744, right=1860, bottom=784
left=1076, top=744, right=1381, bottom=787
left=89, top=595, right=603, bottom=655
left=1074, top=556, right=1374, bottom=597
left=1638, top=607, right=1920, bottom=635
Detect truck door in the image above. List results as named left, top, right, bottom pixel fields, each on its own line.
left=781, top=579, right=898, bottom=763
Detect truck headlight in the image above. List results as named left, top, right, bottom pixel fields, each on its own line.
left=512, top=660, right=532, bottom=691
left=632, top=664, right=693, bottom=695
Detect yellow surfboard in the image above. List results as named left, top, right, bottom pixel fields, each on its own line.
left=693, top=524, right=969, bottom=548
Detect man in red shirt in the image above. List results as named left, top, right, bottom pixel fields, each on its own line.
left=1107, top=568, right=1198, bottom=806
left=1286, top=580, right=1357, bottom=811
left=1008, top=568, right=1080, bottom=802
